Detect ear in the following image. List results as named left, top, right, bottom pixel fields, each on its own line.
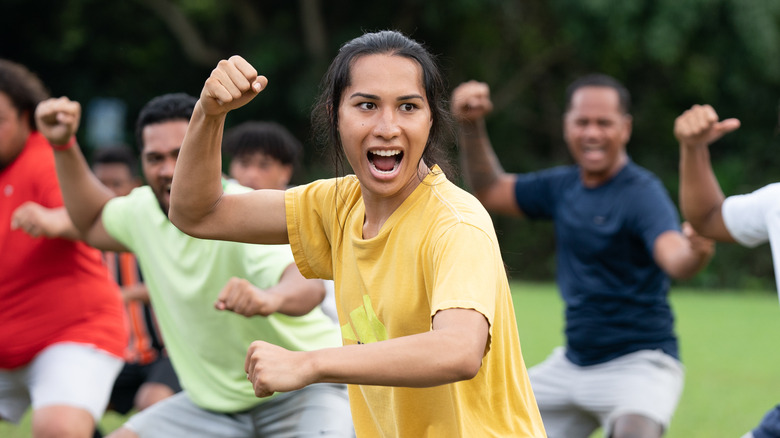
left=622, top=114, right=633, bottom=143
left=280, top=164, right=293, bottom=187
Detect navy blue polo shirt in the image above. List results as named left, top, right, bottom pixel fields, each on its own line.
left=514, top=161, right=681, bottom=366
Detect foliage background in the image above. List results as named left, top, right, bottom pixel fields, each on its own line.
left=3, top=0, right=780, bottom=290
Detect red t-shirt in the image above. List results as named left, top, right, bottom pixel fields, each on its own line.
left=0, top=132, right=127, bottom=369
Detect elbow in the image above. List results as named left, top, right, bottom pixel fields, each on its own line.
left=452, top=354, right=483, bottom=381
left=168, top=206, right=207, bottom=239
left=167, top=194, right=211, bottom=239
left=444, top=347, right=484, bottom=382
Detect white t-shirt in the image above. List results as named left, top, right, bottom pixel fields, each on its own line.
left=722, top=182, right=780, bottom=296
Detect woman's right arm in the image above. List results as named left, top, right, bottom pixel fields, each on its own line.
left=169, top=56, right=289, bottom=245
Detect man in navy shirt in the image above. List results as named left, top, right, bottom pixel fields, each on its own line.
left=451, top=74, right=715, bottom=438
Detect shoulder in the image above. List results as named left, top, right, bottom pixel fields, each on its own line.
left=425, top=174, right=495, bottom=232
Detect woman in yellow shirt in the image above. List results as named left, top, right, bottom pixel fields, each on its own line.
left=169, top=30, right=546, bottom=437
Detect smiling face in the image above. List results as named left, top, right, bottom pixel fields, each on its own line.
left=140, top=120, right=188, bottom=215
left=563, top=86, right=632, bottom=187
left=337, top=53, right=432, bottom=208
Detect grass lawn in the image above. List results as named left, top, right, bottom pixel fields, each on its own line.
left=2, top=281, right=778, bottom=437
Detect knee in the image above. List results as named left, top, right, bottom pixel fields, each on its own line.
left=134, top=383, right=175, bottom=411
left=31, top=406, right=95, bottom=438
left=610, top=414, right=663, bottom=438
left=106, top=427, right=139, bottom=438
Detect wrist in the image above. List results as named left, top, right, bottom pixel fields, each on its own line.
left=51, top=136, right=77, bottom=151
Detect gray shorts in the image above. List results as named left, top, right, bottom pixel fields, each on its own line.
left=0, top=342, right=123, bottom=423
left=124, top=383, right=354, bottom=437
left=528, top=347, right=685, bottom=438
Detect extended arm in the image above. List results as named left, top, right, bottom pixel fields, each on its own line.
left=653, top=222, right=715, bottom=280
left=11, top=203, right=80, bottom=240
left=216, top=264, right=326, bottom=317
left=35, top=98, right=127, bottom=252
left=245, top=308, right=489, bottom=396
left=169, top=56, right=288, bottom=245
left=450, top=81, right=522, bottom=216
left=676, top=104, right=741, bottom=242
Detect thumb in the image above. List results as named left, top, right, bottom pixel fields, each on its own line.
left=715, top=118, right=740, bottom=136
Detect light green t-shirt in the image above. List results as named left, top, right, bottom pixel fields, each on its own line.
left=103, top=182, right=341, bottom=412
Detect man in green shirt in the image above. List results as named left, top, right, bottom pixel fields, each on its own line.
left=35, top=93, right=353, bottom=438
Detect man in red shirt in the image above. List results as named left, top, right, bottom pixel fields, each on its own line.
left=0, top=58, right=127, bottom=438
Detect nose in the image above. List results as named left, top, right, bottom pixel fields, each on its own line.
left=372, top=108, right=401, bottom=139
left=159, top=157, right=176, bottom=177
left=581, top=121, right=602, bottom=139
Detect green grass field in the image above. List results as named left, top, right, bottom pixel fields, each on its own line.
left=2, top=282, right=779, bottom=437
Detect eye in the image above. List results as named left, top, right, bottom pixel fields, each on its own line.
left=358, top=102, right=376, bottom=110
left=399, top=103, right=418, bottom=112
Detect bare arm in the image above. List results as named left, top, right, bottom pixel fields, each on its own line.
left=653, top=222, right=715, bottom=280
left=35, top=98, right=128, bottom=252
left=451, top=81, right=522, bottom=216
left=245, top=308, right=489, bottom=397
left=169, top=56, right=288, bottom=245
left=215, top=264, right=326, bottom=317
left=676, top=104, right=741, bottom=242
left=11, top=203, right=80, bottom=240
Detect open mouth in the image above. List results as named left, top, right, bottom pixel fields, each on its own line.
left=368, top=150, right=403, bottom=174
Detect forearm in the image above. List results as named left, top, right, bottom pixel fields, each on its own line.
left=457, top=119, right=505, bottom=194
left=264, top=266, right=326, bottom=316
left=168, top=104, right=227, bottom=230
left=52, top=145, right=115, bottom=234
left=309, top=328, right=482, bottom=387
left=679, top=144, right=726, bottom=234
left=48, top=207, right=82, bottom=240
left=666, top=247, right=713, bottom=280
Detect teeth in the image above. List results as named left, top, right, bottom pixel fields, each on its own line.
left=371, top=150, right=401, bottom=157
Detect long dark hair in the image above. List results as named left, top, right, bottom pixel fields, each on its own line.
left=311, top=30, right=454, bottom=178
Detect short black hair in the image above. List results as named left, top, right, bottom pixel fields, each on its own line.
left=135, top=93, right=197, bottom=150
left=92, top=145, right=139, bottom=176
left=222, top=121, right=302, bottom=166
left=565, top=73, right=631, bottom=115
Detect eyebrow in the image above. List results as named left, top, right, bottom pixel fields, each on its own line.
left=348, top=92, right=425, bottom=102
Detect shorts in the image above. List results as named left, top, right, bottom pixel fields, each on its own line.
left=528, top=347, right=685, bottom=438
left=109, top=355, right=182, bottom=415
left=124, top=383, right=355, bottom=437
left=0, top=342, right=123, bottom=423
left=750, top=404, right=780, bottom=438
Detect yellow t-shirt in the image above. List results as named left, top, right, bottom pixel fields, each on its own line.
left=285, top=168, right=546, bottom=437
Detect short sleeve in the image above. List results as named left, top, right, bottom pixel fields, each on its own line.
left=722, top=183, right=780, bottom=247
left=430, top=223, right=501, bottom=329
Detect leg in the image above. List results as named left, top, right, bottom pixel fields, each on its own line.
left=610, top=413, right=663, bottom=438
left=106, top=427, right=139, bottom=438
left=593, top=350, right=684, bottom=438
left=121, top=391, right=252, bottom=438
left=31, top=405, right=95, bottom=438
left=528, top=348, right=599, bottom=438
left=0, top=366, right=31, bottom=424
left=252, top=383, right=355, bottom=436
left=134, top=356, right=180, bottom=412
left=134, top=383, right=175, bottom=411
left=28, top=343, right=123, bottom=438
